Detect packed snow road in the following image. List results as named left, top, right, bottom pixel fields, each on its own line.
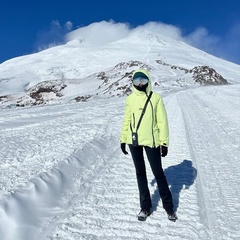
left=0, top=84, right=239, bottom=240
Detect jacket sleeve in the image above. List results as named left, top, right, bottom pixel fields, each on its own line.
left=120, top=98, right=131, bottom=143
left=156, top=96, right=169, bottom=146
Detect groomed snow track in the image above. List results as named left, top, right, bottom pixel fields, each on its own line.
left=0, top=84, right=240, bottom=240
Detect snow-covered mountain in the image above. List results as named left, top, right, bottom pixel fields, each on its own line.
left=1, top=24, right=240, bottom=240
left=0, top=27, right=240, bottom=107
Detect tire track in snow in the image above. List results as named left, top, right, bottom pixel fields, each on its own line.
left=165, top=92, right=210, bottom=239
left=177, top=86, right=240, bottom=239
left=177, top=91, right=211, bottom=235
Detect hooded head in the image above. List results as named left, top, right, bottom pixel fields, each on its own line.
left=132, top=69, right=152, bottom=94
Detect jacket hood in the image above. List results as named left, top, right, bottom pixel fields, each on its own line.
left=132, top=69, right=152, bottom=95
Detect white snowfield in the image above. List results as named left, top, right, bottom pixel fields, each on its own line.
left=0, top=84, right=240, bottom=240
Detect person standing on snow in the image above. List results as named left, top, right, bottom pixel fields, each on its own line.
left=120, top=69, right=177, bottom=222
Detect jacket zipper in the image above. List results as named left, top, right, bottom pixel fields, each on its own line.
left=133, top=113, right=136, bottom=129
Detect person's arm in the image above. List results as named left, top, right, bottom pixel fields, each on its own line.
left=156, top=96, right=169, bottom=147
left=120, top=100, right=131, bottom=142
left=120, top=98, right=131, bottom=154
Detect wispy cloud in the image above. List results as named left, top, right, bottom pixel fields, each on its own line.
left=185, top=27, right=220, bottom=52
left=134, top=21, right=183, bottom=41
left=65, top=20, right=131, bottom=46
left=218, top=22, right=240, bottom=64
left=34, top=20, right=73, bottom=51
left=185, top=23, right=240, bottom=64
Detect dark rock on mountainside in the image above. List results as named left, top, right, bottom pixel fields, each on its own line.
left=190, top=66, right=229, bottom=85
left=16, top=80, right=66, bottom=107
left=156, top=60, right=229, bottom=85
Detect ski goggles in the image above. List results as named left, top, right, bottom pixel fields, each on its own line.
left=133, top=77, right=148, bottom=86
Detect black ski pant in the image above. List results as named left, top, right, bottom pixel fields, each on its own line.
left=129, top=145, right=173, bottom=211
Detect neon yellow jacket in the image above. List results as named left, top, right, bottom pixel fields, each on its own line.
left=120, top=69, right=169, bottom=147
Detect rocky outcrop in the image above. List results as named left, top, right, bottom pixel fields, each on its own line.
left=156, top=60, right=229, bottom=85
left=16, top=80, right=66, bottom=107
left=190, top=66, right=229, bottom=85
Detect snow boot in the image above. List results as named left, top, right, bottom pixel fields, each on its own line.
left=166, top=210, right=178, bottom=222
left=137, top=209, right=151, bottom=221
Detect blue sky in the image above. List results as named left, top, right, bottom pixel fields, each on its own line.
left=0, top=0, right=240, bottom=64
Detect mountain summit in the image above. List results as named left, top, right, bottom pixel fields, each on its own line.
left=0, top=24, right=240, bottom=107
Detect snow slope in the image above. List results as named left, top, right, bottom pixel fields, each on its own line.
left=0, top=83, right=240, bottom=240
left=1, top=28, right=240, bottom=107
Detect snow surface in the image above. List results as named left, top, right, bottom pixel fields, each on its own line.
left=0, top=83, right=240, bottom=240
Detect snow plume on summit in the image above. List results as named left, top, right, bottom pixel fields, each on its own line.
left=65, top=21, right=132, bottom=46
left=65, top=21, right=184, bottom=46
left=135, top=22, right=184, bottom=40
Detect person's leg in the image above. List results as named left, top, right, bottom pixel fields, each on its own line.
left=144, top=146, right=174, bottom=211
left=129, top=145, right=152, bottom=210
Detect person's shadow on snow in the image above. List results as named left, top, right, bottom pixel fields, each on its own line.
left=151, top=159, right=197, bottom=212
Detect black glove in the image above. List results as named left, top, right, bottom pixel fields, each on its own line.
left=121, top=143, right=128, bottom=155
left=161, top=145, right=168, bottom=157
